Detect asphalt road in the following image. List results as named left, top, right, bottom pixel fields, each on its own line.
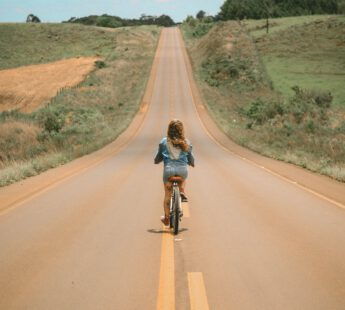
left=0, top=28, right=345, bottom=310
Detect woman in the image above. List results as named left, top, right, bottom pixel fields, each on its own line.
left=154, top=119, right=195, bottom=226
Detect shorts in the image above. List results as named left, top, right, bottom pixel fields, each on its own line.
left=163, top=164, right=188, bottom=183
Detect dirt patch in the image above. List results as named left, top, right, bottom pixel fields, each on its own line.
left=225, top=35, right=234, bottom=50
left=0, top=57, right=99, bottom=113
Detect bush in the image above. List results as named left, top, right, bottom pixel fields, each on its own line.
left=185, top=15, right=197, bottom=27
left=242, top=86, right=333, bottom=128
left=95, top=60, right=106, bottom=69
left=288, top=86, right=332, bottom=124
left=192, top=23, right=214, bottom=37
left=202, top=55, right=262, bottom=87
left=242, top=98, right=284, bottom=125
left=37, top=109, right=65, bottom=133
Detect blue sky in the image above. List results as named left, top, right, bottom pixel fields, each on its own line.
left=0, top=0, right=225, bottom=23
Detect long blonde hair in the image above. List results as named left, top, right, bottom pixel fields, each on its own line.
left=167, top=119, right=189, bottom=152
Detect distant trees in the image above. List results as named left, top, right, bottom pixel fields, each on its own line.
left=155, top=15, right=175, bottom=27
left=96, top=15, right=122, bottom=28
left=140, top=14, right=156, bottom=24
left=217, top=0, right=339, bottom=20
left=273, top=0, right=338, bottom=15
left=26, top=14, right=41, bottom=23
left=66, top=14, right=175, bottom=28
left=196, top=10, right=206, bottom=20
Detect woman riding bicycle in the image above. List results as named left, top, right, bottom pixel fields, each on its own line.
left=154, top=119, right=195, bottom=226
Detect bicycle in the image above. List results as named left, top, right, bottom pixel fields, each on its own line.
left=168, top=176, right=183, bottom=235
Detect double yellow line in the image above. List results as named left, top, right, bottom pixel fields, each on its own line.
left=156, top=202, right=209, bottom=310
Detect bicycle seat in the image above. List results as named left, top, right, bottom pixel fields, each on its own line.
left=168, top=176, right=184, bottom=183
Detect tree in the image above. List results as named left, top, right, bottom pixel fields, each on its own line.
left=196, top=10, right=206, bottom=20
left=140, top=14, right=157, bottom=24
left=155, top=15, right=175, bottom=27
left=185, top=15, right=197, bottom=26
left=218, top=0, right=338, bottom=20
left=218, top=0, right=262, bottom=20
left=96, top=15, right=123, bottom=28
left=26, top=14, right=41, bottom=23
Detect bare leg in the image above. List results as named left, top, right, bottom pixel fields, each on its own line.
left=179, top=180, right=186, bottom=194
left=163, top=182, right=172, bottom=217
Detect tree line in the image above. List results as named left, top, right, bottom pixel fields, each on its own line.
left=217, top=0, right=342, bottom=20
left=65, top=14, right=175, bottom=28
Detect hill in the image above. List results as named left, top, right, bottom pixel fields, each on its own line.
left=0, top=23, right=159, bottom=186
left=182, top=15, right=345, bottom=181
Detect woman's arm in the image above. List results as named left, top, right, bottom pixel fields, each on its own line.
left=187, top=144, right=195, bottom=167
left=154, top=143, right=164, bottom=164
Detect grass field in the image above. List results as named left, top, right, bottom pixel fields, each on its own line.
left=0, top=23, right=120, bottom=69
left=244, top=15, right=345, bottom=106
left=242, top=15, right=334, bottom=38
left=0, top=23, right=159, bottom=186
left=182, top=16, right=345, bottom=181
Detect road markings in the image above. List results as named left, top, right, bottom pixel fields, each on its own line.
left=188, top=272, right=210, bottom=310
left=156, top=227, right=175, bottom=310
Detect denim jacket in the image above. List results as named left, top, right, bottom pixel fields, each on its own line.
left=154, top=137, right=195, bottom=167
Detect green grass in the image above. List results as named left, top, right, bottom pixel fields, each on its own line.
left=251, top=16, right=345, bottom=107
left=182, top=17, right=345, bottom=181
left=0, top=23, right=159, bottom=187
left=0, top=23, right=118, bottom=69
left=264, top=57, right=345, bottom=106
left=242, top=15, right=335, bottom=38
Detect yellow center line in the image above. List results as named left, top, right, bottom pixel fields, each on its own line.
left=156, top=226, right=175, bottom=310
left=168, top=68, right=175, bottom=118
left=188, top=272, right=210, bottom=310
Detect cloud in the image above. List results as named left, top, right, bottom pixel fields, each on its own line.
left=155, top=0, right=171, bottom=3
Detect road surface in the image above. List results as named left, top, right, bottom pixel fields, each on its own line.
left=1, top=28, right=345, bottom=310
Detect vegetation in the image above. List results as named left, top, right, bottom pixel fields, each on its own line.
left=65, top=14, right=175, bottom=28
left=183, top=15, right=215, bottom=38
left=0, top=24, right=159, bottom=186
left=0, top=23, right=121, bottom=69
left=247, top=16, right=345, bottom=106
left=217, top=0, right=339, bottom=20
left=182, top=15, right=345, bottom=181
left=26, top=14, right=41, bottom=23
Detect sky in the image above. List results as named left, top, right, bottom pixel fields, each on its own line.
left=0, top=0, right=225, bottom=23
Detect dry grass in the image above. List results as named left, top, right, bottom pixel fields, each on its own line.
left=0, top=57, right=100, bottom=112
left=0, top=121, right=41, bottom=167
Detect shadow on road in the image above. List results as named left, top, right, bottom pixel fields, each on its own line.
left=147, top=228, right=188, bottom=235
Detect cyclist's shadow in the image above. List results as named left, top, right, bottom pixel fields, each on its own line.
left=147, top=228, right=188, bottom=234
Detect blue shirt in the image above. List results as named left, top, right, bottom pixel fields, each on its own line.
left=154, top=137, right=195, bottom=167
